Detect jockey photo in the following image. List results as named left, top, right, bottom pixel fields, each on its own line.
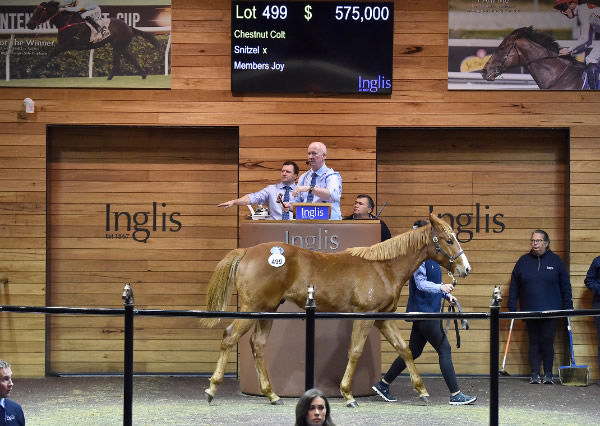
left=555, top=0, right=600, bottom=89
left=61, top=0, right=109, bottom=38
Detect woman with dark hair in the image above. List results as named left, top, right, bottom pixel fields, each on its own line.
left=295, top=388, right=335, bottom=426
left=508, top=229, right=573, bottom=384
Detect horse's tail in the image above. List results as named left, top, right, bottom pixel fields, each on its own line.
left=132, top=27, right=161, bottom=48
left=200, top=248, right=246, bottom=328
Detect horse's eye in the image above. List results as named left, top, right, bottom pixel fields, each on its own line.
left=446, top=238, right=453, bottom=245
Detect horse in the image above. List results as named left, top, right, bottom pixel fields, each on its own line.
left=200, top=213, right=471, bottom=407
left=481, top=26, right=586, bottom=90
left=26, top=1, right=161, bottom=80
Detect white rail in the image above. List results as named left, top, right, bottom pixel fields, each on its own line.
left=448, top=71, right=538, bottom=90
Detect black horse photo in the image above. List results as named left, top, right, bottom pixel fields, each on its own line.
left=481, top=26, right=587, bottom=90
left=26, top=1, right=162, bottom=80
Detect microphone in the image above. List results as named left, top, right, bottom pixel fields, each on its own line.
left=375, top=202, right=388, bottom=218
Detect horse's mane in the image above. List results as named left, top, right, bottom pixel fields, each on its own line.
left=346, top=221, right=451, bottom=261
left=512, top=26, right=559, bottom=54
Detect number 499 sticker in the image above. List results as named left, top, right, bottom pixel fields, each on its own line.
left=268, top=246, right=286, bottom=268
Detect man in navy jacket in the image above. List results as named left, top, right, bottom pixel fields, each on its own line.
left=508, top=230, right=573, bottom=385
left=0, top=360, right=25, bottom=426
left=584, top=256, right=600, bottom=376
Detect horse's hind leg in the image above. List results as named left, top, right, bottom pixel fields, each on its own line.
left=250, top=319, right=281, bottom=404
left=340, top=319, right=375, bottom=407
left=205, top=318, right=255, bottom=403
left=121, top=46, right=147, bottom=79
left=107, top=47, right=122, bottom=80
left=376, top=319, right=429, bottom=402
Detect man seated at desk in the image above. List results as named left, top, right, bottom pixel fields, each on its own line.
left=217, top=161, right=298, bottom=220
left=344, top=194, right=391, bottom=241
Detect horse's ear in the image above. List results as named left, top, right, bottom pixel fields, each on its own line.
left=428, top=212, right=438, bottom=225
left=429, top=212, right=452, bottom=233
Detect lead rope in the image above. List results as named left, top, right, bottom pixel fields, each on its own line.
left=441, top=272, right=468, bottom=348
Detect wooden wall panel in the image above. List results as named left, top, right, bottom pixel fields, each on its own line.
left=46, top=126, right=238, bottom=374
left=0, top=0, right=598, bottom=381
left=377, top=128, right=571, bottom=376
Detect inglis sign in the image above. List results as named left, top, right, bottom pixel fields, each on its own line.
left=429, top=203, right=505, bottom=243
left=105, top=202, right=182, bottom=243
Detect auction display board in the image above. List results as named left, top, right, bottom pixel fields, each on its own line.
left=231, top=1, right=394, bottom=94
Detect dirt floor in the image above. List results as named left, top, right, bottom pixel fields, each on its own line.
left=10, top=374, right=600, bottom=425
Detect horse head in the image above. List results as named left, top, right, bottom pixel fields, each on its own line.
left=428, top=213, right=471, bottom=278
left=481, top=28, right=526, bottom=81
left=481, top=27, right=561, bottom=81
left=26, top=1, right=61, bottom=29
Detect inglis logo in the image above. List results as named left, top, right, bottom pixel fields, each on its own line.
left=429, top=203, right=505, bottom=243
left=105, top=202, right=182, bottom=243
left=358, top=75, right=391, bottom=93
left=285, top=227, right=339, bottom=251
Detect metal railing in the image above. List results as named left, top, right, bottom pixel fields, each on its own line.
left=2, top=284, right=600, bottom=426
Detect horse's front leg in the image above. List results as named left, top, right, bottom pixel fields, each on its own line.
left=205, top=318, right=255, bottom=404
left=340, top=319, right=375, bottom=407
left=250, top=319, right=281, bottom=404
left=376, top=319, right=429, bottom=402
left=28, top=46, right=66, bottom=77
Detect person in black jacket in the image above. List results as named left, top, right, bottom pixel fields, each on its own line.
left=343, top=194, right=391, bottom=242
left=584, top=256, right=600, bottom=376
left=508, top=230, right=573, bottom=385
left=0, top=360, right=25, bottom=426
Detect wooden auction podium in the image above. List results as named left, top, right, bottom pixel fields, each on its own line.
left=239, top=219, right=382, bottom=397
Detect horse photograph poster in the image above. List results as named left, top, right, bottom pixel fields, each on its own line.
left=0, top=0, right=171, bottom=88
left=449, top=0, right=598, bottom=90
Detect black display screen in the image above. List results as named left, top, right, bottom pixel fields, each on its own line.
left=231, top=1, right=394, bottom=94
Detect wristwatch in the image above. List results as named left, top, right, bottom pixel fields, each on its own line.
left=308, top=185, right=314, bottom=194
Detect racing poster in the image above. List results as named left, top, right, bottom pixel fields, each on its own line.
left=0, top=0, right=171, bottom=88
left=449, top=0, right=596, bottom=90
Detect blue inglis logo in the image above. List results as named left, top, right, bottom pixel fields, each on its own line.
left=358, top=75, right=391, bottom=93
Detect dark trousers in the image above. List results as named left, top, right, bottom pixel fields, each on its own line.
left=594, top=302, right=600, bottom=372
left=525, top=318, right=557, bottom=376
left=383, top=320, right=459, bottom=394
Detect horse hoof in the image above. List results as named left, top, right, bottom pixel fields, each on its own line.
left=205, top=390, right=214, bottom=404
left=420, top=395, right=431, bottom=404
left=107, top=76, right=114, bottom=81
left=142, top=74, right=147, bottom=79
left=346, top=400, right=358, bottom=408
left=270, top=398, right=283, bottom=405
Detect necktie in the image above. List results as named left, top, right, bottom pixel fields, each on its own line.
left=282, top=186, right=291, bottom=220
left=306, top=172, right=318, bottom=202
